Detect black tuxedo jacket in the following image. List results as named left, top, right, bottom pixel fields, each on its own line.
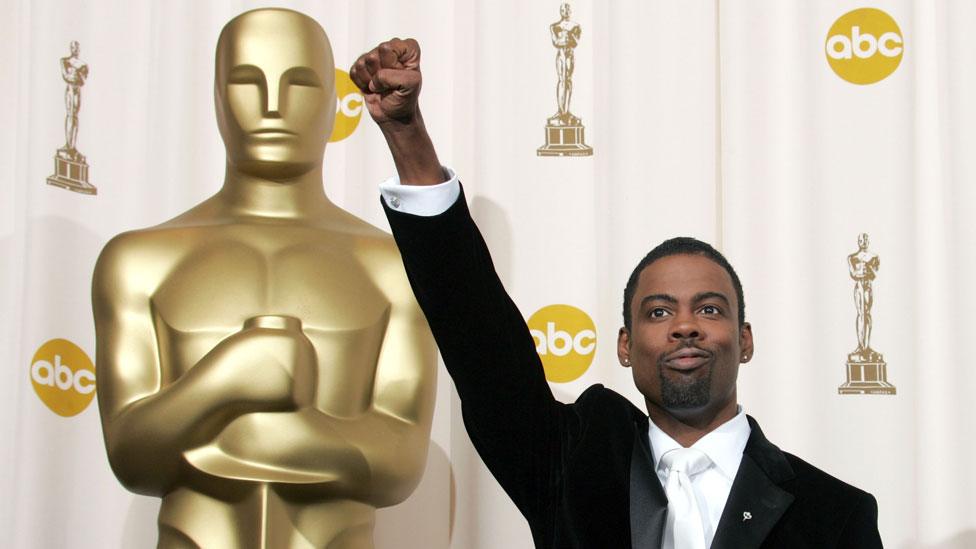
left=384, top=188, right=882, bottom=548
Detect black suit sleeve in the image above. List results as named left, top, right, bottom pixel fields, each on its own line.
left=837, top=493, right=883, bottom=548
left=383, top=187, right=577, bottom=535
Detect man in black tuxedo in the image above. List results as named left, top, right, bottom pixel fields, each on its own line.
left=351, top=39, right=883, bottom=549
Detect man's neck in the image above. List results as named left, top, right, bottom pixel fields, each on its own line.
left=645, top=399, right=739, bottom=448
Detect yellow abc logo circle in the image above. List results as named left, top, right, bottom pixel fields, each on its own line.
left=825, top=8, right=903, bottom=85
left=330, top=68, right=364, bottom=142
left=30, top=338, right=96, bottom=417
left=528, top=304, right=597, bottom=383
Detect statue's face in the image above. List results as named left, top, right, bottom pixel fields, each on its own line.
left=560, top=4, right=571, bottom=18
left=215, top=9, right=337, bottom=180
left=858, top=233, right=869, bottom=249
left=70, top=41, right=80, bottom=57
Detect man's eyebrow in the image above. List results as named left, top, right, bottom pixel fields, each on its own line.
left=639, top=294, right=677, bottom=308
left=693, top=291, right=731, bottom=307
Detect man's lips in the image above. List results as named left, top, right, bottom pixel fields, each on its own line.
left=661, top=348, right=712, bottom=371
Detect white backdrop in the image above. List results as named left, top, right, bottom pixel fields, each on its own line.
left=1, top=0, right=973, bottom=547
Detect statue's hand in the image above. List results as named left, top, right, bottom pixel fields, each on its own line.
left=213, top=316, right=318, bottom=409
left=351, top=38, right=422, bottom=127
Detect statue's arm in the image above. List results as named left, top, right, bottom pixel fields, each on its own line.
left=60, top=58, right=72, bottom=82
left=341, top=270, right=438, bottom=506
left=93, top=236, right=308, bottom=496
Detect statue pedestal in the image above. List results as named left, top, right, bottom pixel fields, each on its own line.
left=537, top=123, right=593, bottom=157
left=47, top=153, right=96, bottom=195
left=839, top=357, right=896, bottom=395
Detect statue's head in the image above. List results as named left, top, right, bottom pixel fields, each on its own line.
left=215, top=8, right=337, bottom=180
left=560, top=3, right=571, bottom=19
left=70, top=41, right=80, bottom=57
left=858, top=233, right=869, bottom=250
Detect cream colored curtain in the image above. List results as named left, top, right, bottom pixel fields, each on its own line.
left=1, top=0, right=972, bottom=547
left=721, top=2, right=976, bottom=547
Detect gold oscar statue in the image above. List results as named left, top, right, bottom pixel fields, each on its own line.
left=48, top=40, right=96, bottom=194
left=839, top=233, right=895, bottom=395
left=537, top=3, right=593, bottom=157
left=92, top=9, right=437, bottom=548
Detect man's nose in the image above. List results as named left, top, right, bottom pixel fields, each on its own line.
left=670, top=313, right=701, bottom=340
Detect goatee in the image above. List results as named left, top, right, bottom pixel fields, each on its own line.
left=660, top=368, right=712, bottom=409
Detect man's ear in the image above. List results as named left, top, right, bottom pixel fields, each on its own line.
left=617, top=327, right=631, bottom=367
left=739, top=322, right=754, bottom=363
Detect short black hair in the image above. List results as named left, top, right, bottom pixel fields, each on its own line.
left=622, top=237, right=745, bottom=331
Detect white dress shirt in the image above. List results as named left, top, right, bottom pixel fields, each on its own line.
left=379, top=171, right=753, bottom=547
left=649, top=407, right=751, bottom=548
left=378, top=168, right=460, bottom=216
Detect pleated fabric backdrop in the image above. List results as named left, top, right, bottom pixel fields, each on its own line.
left=1, top=0, right=973, bottom=547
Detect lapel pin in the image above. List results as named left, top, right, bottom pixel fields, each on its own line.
left=742, top=511, right=752, bottom=522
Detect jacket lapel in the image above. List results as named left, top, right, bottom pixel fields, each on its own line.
left=629, top=418, right=668, bottom=548
left=710, top=416, right=795, bottom=549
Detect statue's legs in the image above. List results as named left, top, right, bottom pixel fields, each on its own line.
left=158, top=485, right=376, bottom=549
left=65, top=88, right=80, bottom=151
left=63, top=87, right=73, bottom=149
left=563, top=51, right=574, bottom=116
left=555, top=52, right=568, bottom=115
left=854, top=283, right=866, bottom=351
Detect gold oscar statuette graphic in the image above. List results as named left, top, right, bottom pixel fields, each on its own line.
left=47, top=41, right=96, bottom=195
left=537, top=3, right=593, bottom=157
left=91, top=9, right=437, bottom=548
left=839, top=233, right=895, bottom=395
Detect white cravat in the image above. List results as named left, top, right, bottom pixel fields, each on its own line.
left=649, top=408, right=751, bottom=546
left=661, top=448, right=712, bottom=549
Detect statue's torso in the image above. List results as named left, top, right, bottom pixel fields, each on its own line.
left=153, top=223, right=390, bottom=403
left=552, top=20, right=580, bottom=48
left=850, top=250, right=879, bottom=280
left=120, top=217, right=407, bottom=487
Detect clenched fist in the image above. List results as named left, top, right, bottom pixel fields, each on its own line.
left=351, top=38, right=422, bottom=127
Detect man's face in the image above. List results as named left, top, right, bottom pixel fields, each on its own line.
left=858, top=233, right=869, bottom=250
left=70, top=41, right=80, bottom=57
left=560, top=4, right=571, bottom=19
left=215, top=11, right=337, bottom=180
left=617, top=254, right=753, bottom=421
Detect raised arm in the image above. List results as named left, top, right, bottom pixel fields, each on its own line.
left=352, top=39, right=578, bottom=526
left=350, top=38, right=444, bottom=186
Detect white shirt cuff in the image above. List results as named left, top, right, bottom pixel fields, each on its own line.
left=379, top=167, right=461, bottom=217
